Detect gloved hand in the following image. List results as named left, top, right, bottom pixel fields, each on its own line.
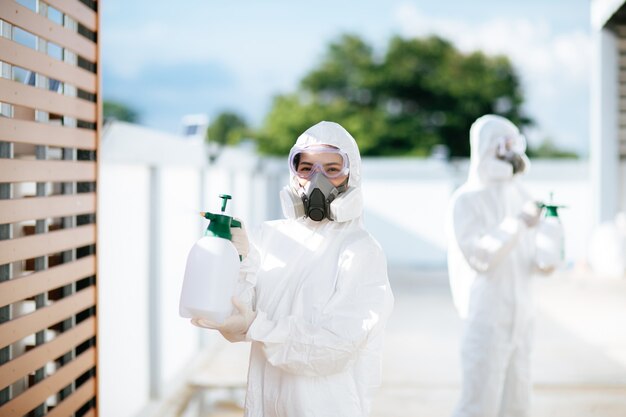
left=539, top=265, right=556, bottom=275
left=231, top=218, right=249, bottom=259
left=191, top=297, right=257, bottom=343
left=518, top=200, right=543, bottom=228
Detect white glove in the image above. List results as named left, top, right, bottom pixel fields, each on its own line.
left=518, top=201, right=543, bottom=228
left=231, top=218, right=249, bottom=259
left=539, top=265, right=556, bottom=275
left=191, top=297, right=257, bottom=343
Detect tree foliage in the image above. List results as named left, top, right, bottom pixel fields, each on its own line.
left=207, top=112, right=249, bottom=146
left=527, top=138, right=578, bottom=159
left=103, top=100, right=139, bottom=123
left=255, top=34, right=530, bottom=157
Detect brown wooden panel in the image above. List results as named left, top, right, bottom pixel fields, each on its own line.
left=0, top=78, right=96, bottom=122
left=0, top=2, right=96, bottom=61
left=46, top=377, right=96, bottom=417
left=0, top=193, right=96, bottom=224
left=0, top=37, right=96, bottom=92
left=0, top=117, right=96, bottom=149
left=0, top=224, right=95, bottom=265
left=0, top=286, right=95, bottom=349
left=0, top=347, right=95, bottom=417
left=0, top=316, right=95, bottom=388
left=45, top=0, right=97, bottom=32
left=0, top=255, right=95, bottom=307
left=0, top=158, right=96, bottom=183
left=83, top=406, right=96, bottom=417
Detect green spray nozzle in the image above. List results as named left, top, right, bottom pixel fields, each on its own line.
left=540, top=192, right=567, bottom=218
left=219, top=194, right=231, bottom=212
left=199, top=194, right=241, bottom=240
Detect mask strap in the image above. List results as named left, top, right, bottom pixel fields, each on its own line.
left=335, top=178, right=349, bottom=193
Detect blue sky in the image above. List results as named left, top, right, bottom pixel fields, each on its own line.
left=102, top=1, right=591, bottom=155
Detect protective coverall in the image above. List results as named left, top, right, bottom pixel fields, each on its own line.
left=236, top=121, right=394, bottom=417
left=447, top=115, right=558, bottom=417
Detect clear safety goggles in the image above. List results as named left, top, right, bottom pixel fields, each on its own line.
left=288, top=145, right=350, bottom=180
left=495, top=133, right=527, bottom=157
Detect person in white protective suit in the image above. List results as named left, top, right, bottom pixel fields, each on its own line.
left=447, top=115, right=559, bottom=417
left=192, top=121, right=394, bottom=417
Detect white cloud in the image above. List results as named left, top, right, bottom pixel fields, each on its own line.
left=392, top=3, right=591, bottom=152
left=394, top=3, right=590, bottom=84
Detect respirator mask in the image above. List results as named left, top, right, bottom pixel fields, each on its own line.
left=280, top=145, right=353, bottom=222
left=495, top=133, right=529, bottom=175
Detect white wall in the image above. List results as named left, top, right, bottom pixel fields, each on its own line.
left=157, top=168, right=204, bottom=391
left=360, top=158, right=592, bottom=268
left=98, top=165, right=152, bottom=417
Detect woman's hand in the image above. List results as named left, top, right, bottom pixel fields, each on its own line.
left=191, top=297, right=257, bottom=342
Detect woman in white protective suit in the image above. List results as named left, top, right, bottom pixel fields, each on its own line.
left=447, top=115, right=558, bottom=417
left=193, top=121, right=394, bottom=417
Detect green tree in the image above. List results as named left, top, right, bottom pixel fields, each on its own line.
left=256, top=34, right=530, bottom=157
left=103, top=100, right=139, bottom=123
left=527, top=138, right=578, bottom=159
left=207, top=111, right=248, bottom=146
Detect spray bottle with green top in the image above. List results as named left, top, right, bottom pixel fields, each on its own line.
left=179, top=194, right=242, bottom=323
left=536, top=192, right=566, bottom=271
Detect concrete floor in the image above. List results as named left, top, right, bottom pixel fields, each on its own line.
left=190, top=267, right=626, bottom=417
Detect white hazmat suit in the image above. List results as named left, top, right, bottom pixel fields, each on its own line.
left=447, top=115, right=558, bottom=417
left=235, top=121, right=394, bottom=417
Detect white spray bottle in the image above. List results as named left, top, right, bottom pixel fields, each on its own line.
left=536, top=192, right=566, bottom=271
left=179, top=194, right=241, bottom=323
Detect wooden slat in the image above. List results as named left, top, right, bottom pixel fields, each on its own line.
left=0, top=78, right=96, bottom=122
left=45, top=0, right=97, bottom=32
left=46, top=377, right=96, bottom=417
left=0, top=117, right=96, bottom=149
left=0, top=37, right=96, bottom=92
left=620, top=71, right=626, bottom=83
left=0, top=286, right=95, bottom=349
left=621, top=84, right=626, bottom=98
left=0, top=193, right=96, bottom=224
left=621, top=113, right=626, bottom=126
left=0, top=1, right=96, bottom=61
left=620, top=38, right=626, bottom=52
left=0, top=224, right=95, bottom=265
left=620, top=55, right=626, bottom=68
left=0, top=347, right=95, bottom=417
left=0, top=317, right=95, bottom=387
left=0, top=255, right=96, bottom=307
left=83, top=406, right=96, bottom=417
left=621, top=98, right=626, bottom=111
left=0, top=158, right=96, bottom=183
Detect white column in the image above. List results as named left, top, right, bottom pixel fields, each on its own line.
left=591, top=26, right=620, bottom=224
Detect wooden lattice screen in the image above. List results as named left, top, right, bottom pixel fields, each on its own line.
left=0, top=0, right=98, bottom=416
left=617, top=24, right=626, bottom=161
